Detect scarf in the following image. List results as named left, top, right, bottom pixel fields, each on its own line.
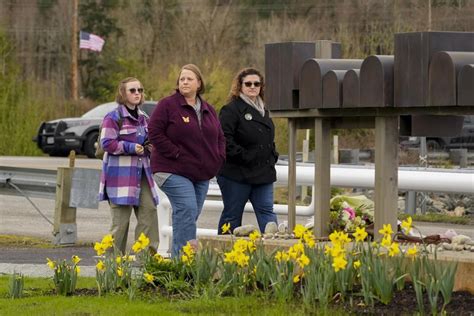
left=239, top=93, right=265, bottom=117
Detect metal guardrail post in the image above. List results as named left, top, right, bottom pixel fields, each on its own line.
left=52, top=152, right=77, bottom=244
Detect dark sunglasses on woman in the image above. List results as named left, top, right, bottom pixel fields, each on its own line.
left=243, top=81, right=261, bottom=88
left=128, top=88, right=144, bottom=94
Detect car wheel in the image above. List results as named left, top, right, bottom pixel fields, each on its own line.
left=84, top=131, right=99, bottom=158
left=426, top=139, right=444, bottom=152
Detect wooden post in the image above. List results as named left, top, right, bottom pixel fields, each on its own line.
left=314, top=117, right=331, bottom=237
left=287, top=118, right=297, bottom=233
left=71, top=0, right=79, bottom=100
left=374, top=116, right=399, bottom=239
left=53, top=167, right=77, bottom=244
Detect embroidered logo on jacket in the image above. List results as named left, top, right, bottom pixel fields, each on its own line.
left=182, top=116, right=190, bottom=123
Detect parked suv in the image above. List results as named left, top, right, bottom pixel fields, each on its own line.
left=33, top=101, right=157, bottom=158
left=400, top=115, right=474, bottom=151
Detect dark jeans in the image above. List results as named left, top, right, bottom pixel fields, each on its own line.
left=217, top=175, right=277, bottom=234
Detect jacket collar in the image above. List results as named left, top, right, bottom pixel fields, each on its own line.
left=117, top=103, right=147, bottom=121
left=234, top=97, right=271, bottom=127
left=173, top=90, right=210, bottom=113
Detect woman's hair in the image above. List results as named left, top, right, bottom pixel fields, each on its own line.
left=177, top=64, right=206, bottom=95
left=115, top=77, right=145, bottom=105
left=228, top=67, right=265, bottom=102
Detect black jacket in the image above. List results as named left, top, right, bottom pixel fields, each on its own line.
left=218, top=97, right=278, bottom=184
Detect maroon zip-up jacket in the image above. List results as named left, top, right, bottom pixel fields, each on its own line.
left=148, top=91, right=226, bottom=182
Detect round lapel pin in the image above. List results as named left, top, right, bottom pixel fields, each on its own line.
left=244, top=113, right=253, bottom=121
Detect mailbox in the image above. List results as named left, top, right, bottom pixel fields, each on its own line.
left=342, top=69, right=360, bottom=108
left=360, top=55, right=394, bottom=107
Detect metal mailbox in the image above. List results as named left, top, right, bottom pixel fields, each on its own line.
left=342, top=69, right=360, bottom=108
left=322, top=70, right=346, bottom=108
left=360, top=55, right=394, bottom=107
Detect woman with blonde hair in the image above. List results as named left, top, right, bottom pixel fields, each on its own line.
left=149, top=64, right=225, bottom=257
left=99, top=77, right=159, bottom=254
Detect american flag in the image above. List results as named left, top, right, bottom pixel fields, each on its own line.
left=79, top=31, right=105, bottom=52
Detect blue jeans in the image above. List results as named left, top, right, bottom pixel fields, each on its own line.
left=217, top=175, right=277, bottom=234
left=159, top=174, right=209, bottom=257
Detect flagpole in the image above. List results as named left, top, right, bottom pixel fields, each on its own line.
left=71, top=0, right=79, bottom=100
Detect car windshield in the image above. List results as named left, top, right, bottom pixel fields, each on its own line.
left=81, top=103, right=117, bottom=118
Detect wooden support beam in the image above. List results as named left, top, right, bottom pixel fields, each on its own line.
left=314, top=117, right=331, bottom=237
left=53, top=167, right=77, bottom=244
left=287, top=118, right=297, bottom=233
left=374, top=116, right=399, bottom=239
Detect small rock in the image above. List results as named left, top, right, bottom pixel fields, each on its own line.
left=263, top=233, right=274, bottom=239
left=453, top=206, right=465, bottom=217
left=471, top=246, right=474, bottom=252
left=454, top=244, right=464, bottom=251
left=264, top=222, right=278, bottom=234
left=451, top=235, right=471, bottom=245
left=234, top=224, right=258, bottom=236
left=437, top=246, right=444, bottom=252
left=466, top=240, right=474, bottom=246
left=278, top=222, right=288, bottom=233
left=442, top=243, right=453, bottom=250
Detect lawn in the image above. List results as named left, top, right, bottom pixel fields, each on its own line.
left=0, top=276, right=337, bottom=316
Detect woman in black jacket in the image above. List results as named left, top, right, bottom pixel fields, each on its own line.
left=217, top=68, right=278, bottom=234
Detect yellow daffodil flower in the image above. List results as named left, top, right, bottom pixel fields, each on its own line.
left=117, top=267, right=123, bottom=277
left=71, top=255, right=81, bottom=265
left=378, top=224, right=394, bottom=237
left=401, top=217, right=413, bottom=234
left=249, top=230, right=261, bottom=242
left=293, top=274, right=301, bottom=283
left=293, top=224, right=307, bottom=239
left=153, top=253, right=164, bottom=263
left=353, top=227, right=368, bottom=242
left=182, top=242, right=195, bottom=258
left=138, top=233, right=150, bottom=248
left=221, top=223, right=231, bottom=234
left=407, top=245, right=418, bottom=257
left=353, top=260, right=361, bottom=269
left=96, top=260, right=105, bottom=271
left=132, top=241, right=144, bottom=253
left=75, top=266, right=80, bottom=275
left=388, top=242, right=400, bottom=257
left=101, top=234, right=114, bottom=249
left=144, top=272, right=155, bottom=283
left=296, top=254, right=310, bottom=268
left=94, top=242, right=106, bottom=256
left=46, top=258, right=56, bottom=270
left=332, top=255, right=348, bottom=272
left=235, top=253, right=250, bottom=267
left=303, top=232, right=316, bottom=248
left=116, top=256, right=122, bottom=264
left=381, top=234, right=392, bottom=248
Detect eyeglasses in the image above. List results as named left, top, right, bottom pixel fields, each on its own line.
left=128, top=88, right=144, bottom=94
left=243, top=81, right=261, bottom=88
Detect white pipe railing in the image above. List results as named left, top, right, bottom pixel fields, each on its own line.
left=157, top=164, right=474, bottom=254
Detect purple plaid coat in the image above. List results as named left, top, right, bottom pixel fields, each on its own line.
left=98, top=104, right=159, bottom=206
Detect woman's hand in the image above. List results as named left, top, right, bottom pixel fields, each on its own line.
left=135, top=144, right=144, bottom=155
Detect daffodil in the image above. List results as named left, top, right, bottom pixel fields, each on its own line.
left=182, top=242, right=195, bottom=258
left=71, top=255, right=81, bottom=265
left=353, top=227, right=368, bottom=242
left=378, top=224, right=394, bottom=237
left=101, top=234, right=114, bottom=249
left=224, top=250, right=238, bottom=264
left=75, top=266, right=80, bottom=275
left=235, top=253, right=250, bottom=267
left=303, top=232, right=316, bottom=248
left=332, top=255, right=348, bottom=272
left=293, top=224, right=307, bottom=239
left=330, top=244, right=345, bottom=258
left=401, top=217, right=413, bottom=234
left=132, top=241, right=144, bottom=253
left=288, top=242, right=304, bottom=259
left=153, top=253, right=164, bottom=262
left=94, top=242, right=106, bottom=256
left=388, top=242, right=400, bottom=257
left=96, top=260, right=105, bottom=271
left=249, top=230, right=261, bottom=242
left=117, top=267, right=123, bottom=277
left=293, top=274, right=301, bottom=283
left=381, top=234, right=392, bottom=248
left=221, top=223, right=231, bottom=234
left=46, top=258, right=56, bottom=270
left=181, top=254, right=192, bottom=265
left=296, top=253, right=310, bottom=268
left=407, top=245, right=418, bottom=258
left=144, top=272, right=155, bottom=283
left=116, top=256, right=122, bottom=264
left=138, top=233, right=150, bottom=248
left=353, top=260, right=361, bottom=269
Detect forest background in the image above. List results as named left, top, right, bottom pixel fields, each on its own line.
left=0, top=0, right=473, bottom=156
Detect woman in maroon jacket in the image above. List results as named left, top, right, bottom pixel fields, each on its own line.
left=148, top=64, right=225, bottom=257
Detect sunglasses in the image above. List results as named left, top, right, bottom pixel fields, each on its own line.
left=243, top=81, right=261, bottom=88
left=128, top=88, right=144, bottom=94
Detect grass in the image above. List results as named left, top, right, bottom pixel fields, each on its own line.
left=0, top=276, right=342, bottom=315
left=0, top=235, right=92, bottom=249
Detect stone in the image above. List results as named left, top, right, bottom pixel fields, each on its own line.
left=471, top=246, right=474, bottom=252
left=264, top=222, right=278, bottom=234
left=453, top=206, right=465, bottom=217
left=278, top=222, right=288, bottom=233
left=454, top=244, right=464, bottom=251
left=466, top=240, right=474, bottom=246
left=442, top=243, right=453, bottom=250
left=263, top=233, right=274, bottom=239
left=233, top=224, right=258, bottom=236
left=451, top=235, right=472, bottom=245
